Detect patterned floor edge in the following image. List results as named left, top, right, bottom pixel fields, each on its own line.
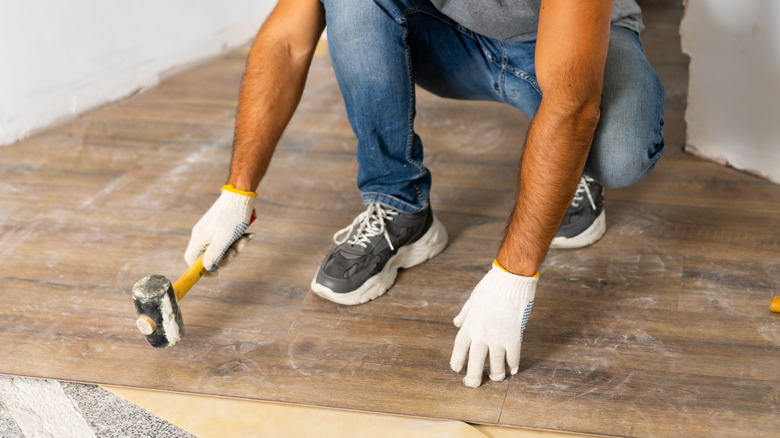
left=0, top=375, right=193, bottom=438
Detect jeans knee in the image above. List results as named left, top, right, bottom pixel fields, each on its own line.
left=590, top=26, right=665, bottom=188
left=587, top=125, right=664, bottom=189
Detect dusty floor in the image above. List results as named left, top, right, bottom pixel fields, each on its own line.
left=0, top=0, right=779, bottom=437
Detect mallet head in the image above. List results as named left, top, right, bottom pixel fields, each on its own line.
left=132, top=275, right=184, bottom=348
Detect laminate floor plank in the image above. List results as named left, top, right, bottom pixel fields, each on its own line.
left=1, top=0, right=778, bottom=435
left=501, top=361, right=776, bottom=437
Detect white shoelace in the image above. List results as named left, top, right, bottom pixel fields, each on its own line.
left=333, top=203, right=399, bottom=250
left=571, top=176, right=597, bottom=210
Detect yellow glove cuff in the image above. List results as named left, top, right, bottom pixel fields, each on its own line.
left=222, top=184, right=257, bottom=198
left=493, top=259, right=539, bottom=278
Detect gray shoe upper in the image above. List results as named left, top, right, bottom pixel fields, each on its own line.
left=315, top=203, right=433, bottom=294
left=555, top=177, right=604, bottom=239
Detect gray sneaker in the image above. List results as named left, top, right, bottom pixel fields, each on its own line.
left=311, top=203, right=448, bottom=305
left=551, top=177, right=606, bottom=248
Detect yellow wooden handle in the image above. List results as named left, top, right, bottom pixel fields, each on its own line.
left=173, top=252, right=208, bottom=301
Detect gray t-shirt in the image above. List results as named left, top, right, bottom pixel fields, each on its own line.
left=429, top=0, right=643, bottom=42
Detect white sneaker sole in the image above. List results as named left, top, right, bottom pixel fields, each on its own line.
left=550, top=210, right=606, bottom=249
left=310, top=215, right=449, bottom=306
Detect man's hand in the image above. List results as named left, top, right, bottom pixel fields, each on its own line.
left=450, top=261, right=538, bottom=388
left=185, top=185, right=257, bottom=274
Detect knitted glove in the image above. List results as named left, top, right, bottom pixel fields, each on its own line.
left=450, top=260, right=538, bottom=388
left=185, top=185, right=256, bottom=274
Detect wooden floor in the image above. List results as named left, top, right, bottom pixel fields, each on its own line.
left=1, top=1, right=779, bottom=436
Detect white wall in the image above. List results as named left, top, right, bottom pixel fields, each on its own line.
left=680, top=0, right=780, bottom=184
left=0, top=1, right=276, bottom=146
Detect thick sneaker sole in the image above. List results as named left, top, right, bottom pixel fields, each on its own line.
left=310, top=215, right=448, bottom=306
left=550, top=210, right=606, bottom=249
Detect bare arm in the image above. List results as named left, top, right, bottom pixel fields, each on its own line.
left=227, top=0, right=326, bottom=192
left=497, top=0, right=614, bottom=276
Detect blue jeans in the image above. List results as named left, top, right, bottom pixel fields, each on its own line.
left=323, top=0, right=665, bottom=213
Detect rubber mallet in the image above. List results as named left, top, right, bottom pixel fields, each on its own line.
left=131, top=252, right=207, bottom=348
left=132, top=210, right=256, bottom=348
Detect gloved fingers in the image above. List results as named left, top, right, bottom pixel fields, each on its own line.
left=202, top=228, right=238, bottom=271
left=453, top=298, right=472, bottom=328
left=218, top=246, right=237, bottom=270
left=184, top=235, right=211, bottom=266
left=464, top=341, right=488, bottom=388
left=488, top=347, right=507, bottom=382
left=233, top=232, right=255, bottom=253
left=217, top=233, right=255, bottom=270
left=450, top=329, right=471, bottom=373
left=506, top=340, right=523, bottom=375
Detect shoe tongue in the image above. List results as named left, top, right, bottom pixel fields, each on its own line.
left=339, top=213, right=390, bottom=256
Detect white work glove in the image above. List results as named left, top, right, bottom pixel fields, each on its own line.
left=450, top=260, right=537, bottom=388
left=185, top=185, right=257, bottom=274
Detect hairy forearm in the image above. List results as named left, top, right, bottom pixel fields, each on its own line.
left=497, top=101, right=600, bottom=276
left=227, top=39, right=311, bottom=191
left=496, top=0, right=613, bottom=277
left=226, top=38, right=314, bottom=192
left=227, top=1, right=325, bottom=192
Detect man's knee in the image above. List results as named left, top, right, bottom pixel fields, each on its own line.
left=587, top=119, right=665, bottom=189
left=590, top=27, right=665, bottom=188
left=587, top=82, right=665, bottom=188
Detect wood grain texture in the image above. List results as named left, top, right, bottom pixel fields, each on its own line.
left=0, top=1, right=778, bottom=436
